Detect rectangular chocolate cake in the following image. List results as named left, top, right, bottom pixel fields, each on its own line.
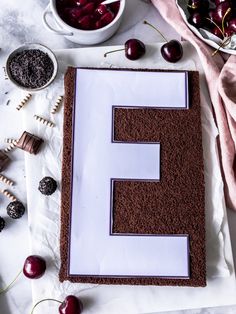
left=60, top=67, right=206, bottom=286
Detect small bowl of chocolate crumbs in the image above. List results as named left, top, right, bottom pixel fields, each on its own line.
left=6, top=43, right=58, bottom=91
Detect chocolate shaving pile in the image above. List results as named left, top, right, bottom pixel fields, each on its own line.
left=8, top=49, right=54, bottom=89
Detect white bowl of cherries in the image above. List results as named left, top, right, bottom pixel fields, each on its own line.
left=43, top=0, right=125, bottom=45
left=177, top=0, right=236, bottom=54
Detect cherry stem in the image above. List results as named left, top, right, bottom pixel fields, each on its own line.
left=30, top=298, right=62, bottom=314
left=212, top=36, right=232, bottom=56
left=187, top=4, right=197, bottom=9
left=104, top=48, right=125, bottom=57
left=143, top=20, right=168, bottom=42
left=222, top=8, right=231, bottom=35
left=205, top=18, right=224, bottom=37
left=0, top=270, right=22, bottom=295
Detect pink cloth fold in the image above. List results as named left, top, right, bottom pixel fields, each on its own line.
left=152, top=0, right=236, bottom=210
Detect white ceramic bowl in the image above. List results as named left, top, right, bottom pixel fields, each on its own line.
left=177, top=0, right=236, bottom=55
left=42, top=0, right=126, bottom=45
left=6, top=43, right=58, bottom=92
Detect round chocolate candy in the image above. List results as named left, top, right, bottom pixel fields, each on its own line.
left=7, top=201, right=25, bottom=219
left=38, top=176, right=57, bottom=196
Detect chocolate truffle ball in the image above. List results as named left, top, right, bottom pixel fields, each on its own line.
left=7, top=201, right=25, bottom=219
left=0, top=217, right=5, bottom=232
left=38, top=177, right=57, bottom=195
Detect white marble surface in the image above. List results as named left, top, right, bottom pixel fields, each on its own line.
left=0, top=0, right=236, bottom=314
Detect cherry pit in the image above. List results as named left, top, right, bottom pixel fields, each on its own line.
left=56, top=0, right=120, bottom=30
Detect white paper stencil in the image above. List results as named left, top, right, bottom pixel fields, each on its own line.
left=69, top=68, right=190, bottom=278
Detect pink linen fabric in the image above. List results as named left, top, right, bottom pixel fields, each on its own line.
left=152, top=0, right=236, bottom=210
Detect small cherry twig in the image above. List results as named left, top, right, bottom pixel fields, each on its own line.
left=0, top=270, right=22, bottom=295
left=212, top=36, right=232, bottom=56
left=144, top=20, right=168, bottom=42
left=30, top=299, right=62, bottom=314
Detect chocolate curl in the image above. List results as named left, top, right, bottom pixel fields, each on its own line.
left=0, top=174, right=14, bottom=186
left=16, top=93, right=32, bottom=111
left=0, top=189, right=17, bottom=202
left=0, top=150, right=10, bottom=171
left=34, top=115, right=55, bottom=128
left=16, top=131, right=44, bottom=155
left=51, top=95, right=63, bottom=114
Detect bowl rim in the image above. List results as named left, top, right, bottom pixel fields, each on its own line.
left=51, top=0, right=126, bottom=34
left=6, top=43, right=58, bottom=92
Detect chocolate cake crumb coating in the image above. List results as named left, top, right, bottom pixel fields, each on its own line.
left=17, top=131, right=43, bottom=154
left=59, top=67, right=206, bottom=287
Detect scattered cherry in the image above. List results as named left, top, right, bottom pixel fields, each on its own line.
left=104, top=39, right=146, bottom=60
left=144, top=20, right=183, bottom=63
left=30, top=295, right=83, bottom=314
left=23, top=255, right=46, bottom=279
left=0, top=255, right=47, bottom=295
left=59, top=295, right=83, bottom=314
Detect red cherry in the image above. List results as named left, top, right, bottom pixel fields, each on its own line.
left=95, top=20, right=103, bottom=29
left=75, top=0, right=87, bottom=5
left=104, top=39, right=146, bottom=60
left=59, top=295, right=83, bottom=314
left=96, top=4, right=108, bottom=15
left=124, top=39, right=146, bottom=60
left=187, top=0, right=209, bottom=13
left=143, top=20, right=183, bottom=63
left=23, top=255, right=46, bottom=279
left=214, top=2, right=232, bottom=24
left=83, top=2, right=95, bottom=14
left=68, top=7, right=83, bottom=19
left=211, top=26, right=224, bottom=38
left=188, top=12, right=204, bottom=28
left=161, top=40, right=183, bottom=63
left=215, top=0, right=231, bottom=5
left=108, top=2, right=120, bottom=14
left=207, top=9, right=220, bottom=25
left=100, top=11, right=115, bottom=26
left=78, top=15, right=93, bottom=30
left=224, top=27, right=235, bottom=37
left=228, top=17, right=236, bottom=32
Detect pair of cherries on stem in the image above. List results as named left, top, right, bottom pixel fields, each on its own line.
left=0, top=255, right=83, bottom=314
left=104, top=21, right=183, bottom=63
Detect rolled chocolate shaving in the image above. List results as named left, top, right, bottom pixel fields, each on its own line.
left=16, top=131, right=44, bottom=154
left=0, top=150, right=11, bottom=171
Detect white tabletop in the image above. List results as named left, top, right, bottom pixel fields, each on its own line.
left=0, top=0, right=236, bottom=313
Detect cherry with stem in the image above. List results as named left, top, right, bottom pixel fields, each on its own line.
left=104, top=39, right=146, bottom=60
left=143, top=20, right=183, bottom=63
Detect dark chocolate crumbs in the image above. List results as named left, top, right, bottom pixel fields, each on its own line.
left=8, top=49, right=54, bottom=89
left=38, top=177, right=57, bottom=195
left=7, top=201, right=25, bottom=219
left=0, top=217, right=5, bottom=232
